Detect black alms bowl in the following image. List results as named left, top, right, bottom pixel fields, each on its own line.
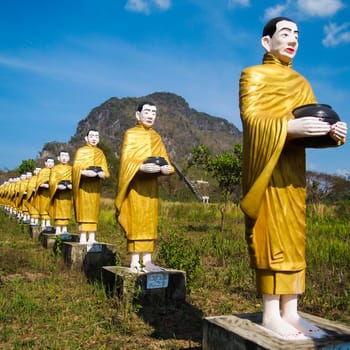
left=143, top=156, right=168, bottom=166
left=292, top=103, right=341, bottom=148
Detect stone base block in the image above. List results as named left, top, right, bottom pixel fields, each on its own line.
left=203, top=312, right=350, bottom=350
left=102, top=266, right=186, bottom=307
left=62, top=242, right=116, bottom=281
left=40, top=232, right=80, bottom=249
left=29, top=225, right=41, bottom=239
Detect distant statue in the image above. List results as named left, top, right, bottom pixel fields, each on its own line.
left=239, top=17, right=347, bottom=340
left=36, top=158, right=55, bottom=230
left=16, top=172, right=31, bottom=222
left=72, top=129, right=110, bottom=245
left=48, top=151, right=73, bottom=234
left=27, top=168, right=41, bottom=226
left=115, top=101, right=174, bottom=272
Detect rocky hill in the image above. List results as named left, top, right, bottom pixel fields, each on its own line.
left=38, top=92, right=242, bottom=200
left=41, top=92, right=242, bottom=165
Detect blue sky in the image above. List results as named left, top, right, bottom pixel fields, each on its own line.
left=0, top=0, right=349, bottom=176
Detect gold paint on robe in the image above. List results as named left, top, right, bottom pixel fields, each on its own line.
left=72, top=144, right=109, bottom=231
left=26, top=174, right=40, bottom=219
left=115, top=123, right=174, bottom=253
left=48, top=163, right=73, bottom=226
left=35, top=168, right=52, bottom=220
left=239, top=54, right=344, bottom=294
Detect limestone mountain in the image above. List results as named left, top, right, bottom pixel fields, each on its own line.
left=41, top=92, right=242, bottom=166
left=40, top=92, right=242, bottom=200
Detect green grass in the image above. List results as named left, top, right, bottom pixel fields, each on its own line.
left=0, top=200, right=349, bottom=349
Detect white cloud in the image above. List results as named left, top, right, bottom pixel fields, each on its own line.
left=154, top=0, right=171, bottom=10
left=125, top=0, right=171, bottom=14
left=227, top=0, right=250, bottom=9
left=322, top=22, right=350, bottom=47
left=263, top=4, right=287, bottom=20
left=125, top=0, right=149, bottom=14
left=297, top=0, right=344, bottom=17
left=264, top=0, right=344, bottom=20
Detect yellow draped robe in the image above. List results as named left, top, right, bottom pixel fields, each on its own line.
left=48, top=163, right=73, bottom=226
left=115, top=122, right=174, bottom=253
left=17, top=178, right=30, bottom=216
left=8, top=181, right=17, bottom=210
left=72, top=144, right=110, bottom=232
left=26, top=174, right=40, bottom=219
left=240, top=53, right=345, bottom=295
left=35, top=168, right=52, bottom=220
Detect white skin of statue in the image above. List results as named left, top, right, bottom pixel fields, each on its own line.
left=129, top=104, right=171, bottom=272
left=260, top=19, right=347, bottom=340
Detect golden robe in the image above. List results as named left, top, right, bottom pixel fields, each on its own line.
left=115, top=122, right=174, bottom=253
left=17, top=178, right=30, bottom=216
left=35, top=168, right=52, bottom=220
left=240, top=53, right=319, bottom=294
left=72, top=144, right=109, bottom=232
left=26, top=174, right=40, bottom=219
left=48, top=163, right=73, bottom=226
left=8, top=180, right=17, bottom=211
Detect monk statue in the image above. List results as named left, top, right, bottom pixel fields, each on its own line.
left=27, top=168, right=41, bottom=226
left=15, top=173, right=30, bottom=222
left=115, top=101, right=174, bottom=273
left=239, top=17, right=347, bottom=340
left=48, top=151, right=73, bottom=234
left=36, top=158, right=55, bottom=230
left=72, top=129, right=110, bottom=245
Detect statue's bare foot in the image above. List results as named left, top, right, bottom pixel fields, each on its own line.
left=143, top=262, right=163, bottom=273
left=262, top=318, right=309, bottom=340
left=283, top=315, right=327, bottom=339
left=130, top=262, right=141, bottom=273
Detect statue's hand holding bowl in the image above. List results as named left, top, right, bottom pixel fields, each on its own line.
left=329, top=121, right=347, bottom=142
left=160, top=165, right=172, bottom=175
left=82, top=169, right=98, bottom=177
left=140, top=163, right=161, bottom=173
left=97, top=171, right=105, bottom=179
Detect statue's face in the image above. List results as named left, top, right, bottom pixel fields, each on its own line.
left=136, top=104, right=157, bottom=128
left=85, top=131, right=99, bottom=146
left=262, top=20, right=298, bottom=63
left=45, top=159, right=55, bottom=168
left=59, top=152, right=70, bottom=164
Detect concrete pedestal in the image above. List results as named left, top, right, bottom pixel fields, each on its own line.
left=29, top=225, right=41, bottom=240
left=40, top=232, right=80, bottom=249
left=62, top=242, right=116, bottom=281
left=203, top=312, right=350, bottom=350
left=102, top=266, right=186, bottom=307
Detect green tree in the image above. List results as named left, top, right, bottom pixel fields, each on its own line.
left=188, top=144, right=242, bottom=231
left=17, top=159, right=36, bottom=175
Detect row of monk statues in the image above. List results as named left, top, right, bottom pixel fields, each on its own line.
left=0, top=101, right=173, bottom=273
left=0, top=17, right=348, bottom=342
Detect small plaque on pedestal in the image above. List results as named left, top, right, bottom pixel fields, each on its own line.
left=102, top=266, right=186, bottom=307
left=146, top=272, right=169, bottom=289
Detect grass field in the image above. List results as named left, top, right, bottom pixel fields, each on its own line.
left=0, top=200, right=349, bottom=349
